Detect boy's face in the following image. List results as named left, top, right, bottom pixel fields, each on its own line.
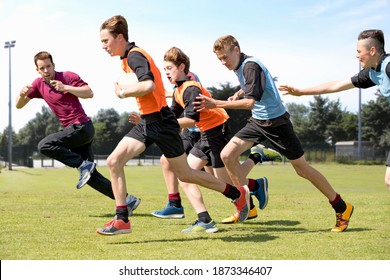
left=214, top=45, right=241, bottom=71
left=163, top=61, right=185, bottom=83
left=356, top=39, right=376, bottom=69
left=100, top=29, right=124, bottom=57
left=36, top=58, right=55, bottom=83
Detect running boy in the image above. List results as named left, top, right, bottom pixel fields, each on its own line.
left=96, top=16, right=250, bottom=235
left=279, top=29, right=390, bottom=191
left=195, top=35, right=354, bottom=232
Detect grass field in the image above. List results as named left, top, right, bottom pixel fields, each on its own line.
left=0, top=163, right=389, bottom=260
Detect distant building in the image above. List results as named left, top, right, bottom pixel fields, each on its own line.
left=335, top=141, right=374, bottom=160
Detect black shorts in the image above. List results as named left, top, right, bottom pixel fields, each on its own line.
left=181, top=129, right=201, bottom=154
left=235, top=113, right=304, bottom=160
left=126, top=107, right=184, bottom=158
left=189, top=123, right=231, bottom=168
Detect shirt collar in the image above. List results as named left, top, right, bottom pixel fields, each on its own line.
left=120, top=42, right=136, bottom=60
left=374, top=53, right=390, bottom=72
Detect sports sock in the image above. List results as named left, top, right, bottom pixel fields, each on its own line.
left=247, top=178, right=257, bottom=191
left=116, top=205, right=129, bottom=223
left=168, top=192, right=182, bottom=208
left=330, top=193, right=346, bottom=213
left=223, top=184, right=240, bottom=200
left=197, top=211, right=212, bottom=224
left=248, top=153, right=262, bottom=164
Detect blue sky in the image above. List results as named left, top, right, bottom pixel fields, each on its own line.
left=0, top=0, right=389, bottom=132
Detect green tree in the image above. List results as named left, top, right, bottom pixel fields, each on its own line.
left=285, top=102, right=310, bottom=141
left=16, top=106, right=61, bottom=150
left=362, top=93, right=390, bottom=150
left=92, top=108, right=122, bottom=154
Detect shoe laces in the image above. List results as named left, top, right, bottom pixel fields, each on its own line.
left=334, top=213, right=345, bottom=227
left=103, top=219, right=116, bottom=227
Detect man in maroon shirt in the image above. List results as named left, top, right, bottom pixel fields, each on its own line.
left=15, top=51, right=141, bottom=214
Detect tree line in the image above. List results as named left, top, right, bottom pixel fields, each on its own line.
left=1, top=82, right=390, bottom=165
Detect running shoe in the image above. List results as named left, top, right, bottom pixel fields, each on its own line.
left=250, top=144, right=283, bottom=162
left=182, top=220, right=218, bottom=233
left=232, top=185, right=250, bottom=222
left=76, top=160, right=96, bottom=189
left=126, top=194, right=141, bottom=216
left=151, top=201, right=184, bottom=219
left=252, top=177, right=269, bottom=209
left=221, top=207, right=258, bottom=224
left=96, top=218, right=131, bottom=235
left=331, top=202, right=354, bottom=232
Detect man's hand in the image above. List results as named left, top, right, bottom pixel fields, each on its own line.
left=128, top=113, right=140, bottom=125
left=193, top=94, right=216, bottom=112
left=278, top=85, right=303, bottom=96
left=50, top=80, right=66, bottom=92
left=19, top=85, right=32, bottom=97
left=228, top=89, right=243, bottom=101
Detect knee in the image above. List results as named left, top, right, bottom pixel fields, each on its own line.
left=160, top=156, right=168, bottom=167
left=220, top=149, right=233, bottom=165
left=37, top=138, right=51, bottom=155
left=106, top=155, right=120, bottom=170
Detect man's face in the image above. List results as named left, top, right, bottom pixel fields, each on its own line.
left=356, top=39, right=376, bottom=69
left=100, top=29, right=123, bottom=57
left=36, top=58, right=55, bottom=83
left=214, top=46, right=241, bottom=71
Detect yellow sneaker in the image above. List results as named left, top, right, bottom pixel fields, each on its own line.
left=221, top=207, right=258, bottom=224
left=331, top=202, right=354, bottom=232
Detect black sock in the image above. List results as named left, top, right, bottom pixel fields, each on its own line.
left=249, top=153, right=262, bottom=164
left=198, top=211, right=212, bottom=224
left=116, top=208, right=129, bottom=223
left=223, top=184, right=240, bottom=200
left=330, top=194, right=346, bottom=213
left=169, top=199, right=182, bottom=208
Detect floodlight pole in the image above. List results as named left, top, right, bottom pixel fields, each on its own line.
left=4, top=40, right=16, bottom=170
left=358, top=63, right=362, bottom=160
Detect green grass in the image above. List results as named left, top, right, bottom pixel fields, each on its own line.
left=0, top=163, right=389, bottom=260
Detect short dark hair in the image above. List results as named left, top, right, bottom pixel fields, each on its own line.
left=358, top=29, right=385, bottom=54
left=34, top=51, right=54, bottom=67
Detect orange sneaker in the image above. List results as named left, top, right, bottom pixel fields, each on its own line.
left=331, top=202, right=354, bottom=232
left=221, top=207, right=258, bottom=224
left=232, top=185, right=250, bottom=222
left=96, top=218, right=131, bottom=235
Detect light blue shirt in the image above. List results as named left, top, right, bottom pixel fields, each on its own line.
left=234, top=57, right=286, bottom=120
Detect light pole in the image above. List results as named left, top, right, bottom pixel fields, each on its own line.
left=4, top=40, right=16, bottom=171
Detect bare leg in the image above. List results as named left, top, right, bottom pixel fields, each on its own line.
left=385, top=166, right=390, bottom=190
left=106, top=137, right=145, bottom=206
left=220, top=136, right=254, bottom=186
left=289, top=155, right=337, bottom=201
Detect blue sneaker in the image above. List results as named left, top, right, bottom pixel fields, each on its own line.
left=250, top=144, right=283, bottom=162
left=151, top=201, right=184, bottom=219
left=76, top=160, right=96, bottom=189
left=126, top=194, right=141, bottom=216
left=252, top=177, right=269, bottom=210
left=182, top=220, right=218, bottom=233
